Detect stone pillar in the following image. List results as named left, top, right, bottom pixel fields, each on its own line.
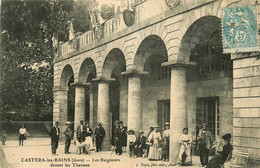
left=71, top=83, right=89, bottom=135
left=53, top=87, right=69, bottom=139
left=97, top=81, right=110, bottom=151
left=89, top=91, right=94, bottom=129
left=128, top=76, right=142, bottom=132
left=122, top=70, right=148, bottom=133
left=162, top=61, right=196, bottom=164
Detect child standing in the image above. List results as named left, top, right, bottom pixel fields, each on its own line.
left=1, top=130, right=7, bottom=146
left=161, top=137, right=169, bottom=161
left=128, top=130, right=136, bottom=158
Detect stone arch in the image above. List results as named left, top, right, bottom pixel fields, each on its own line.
left=78, top=58, right=96, bottom=83
left=178, top=16, right=221, bottom=62
left=101, top=48, right=126, bottom=81
left=134, top=35, right=168, bottom=72
left=60, top=64, right=74, bottom=90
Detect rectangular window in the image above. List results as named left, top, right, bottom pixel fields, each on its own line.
left=196, top=97, right=220, bottom=139
left=159, top=66, right=171, bottom=80
left=157, top=100, right=170, bottom=132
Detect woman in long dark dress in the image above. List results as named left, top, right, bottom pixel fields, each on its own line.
left=206, top=133, right=233, bottom=168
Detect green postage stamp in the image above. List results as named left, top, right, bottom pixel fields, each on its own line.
left=222, top=6, right=259, bottom=53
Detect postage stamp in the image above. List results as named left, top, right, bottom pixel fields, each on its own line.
left=222, top=6, right=259, bottom=53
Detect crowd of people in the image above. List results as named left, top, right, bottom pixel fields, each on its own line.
left=50, top=120, right=106, bottom=156
left=0, top=120, right=232, bottom=167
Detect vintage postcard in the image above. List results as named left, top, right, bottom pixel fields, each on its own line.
left=0, top=0, right=260, bottom=168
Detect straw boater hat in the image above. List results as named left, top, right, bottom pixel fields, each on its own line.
left=66, top=121, right=71, bottom=125
left=165, top=122, right=170, bottom=125
left=153, top=125, right=159, bottom=128
left=138, top=130, right=144, bottom=134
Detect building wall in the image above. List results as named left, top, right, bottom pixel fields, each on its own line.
left=54, top=0, right=260, bottom=163
left=138, top=72, right=233, bottom=139
left=232, top=54, right=260, bottom=160
left=141, top=79, right=171, bottom=135
left=187, top=77, right=233, bottom=140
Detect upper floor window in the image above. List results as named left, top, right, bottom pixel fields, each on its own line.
left=159, top=66, right=171, bottom=80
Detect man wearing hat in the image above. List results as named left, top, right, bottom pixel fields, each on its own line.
left=134, top=130, right=146, bottom=158
left=119, top=121, right=127, bottom=149
left=94, top=122, right=105, bottom=152
left=112, top=121, right=119, bottom=146
left=63, top=121, right=73, bottom=154
left=197, top=123, right=213, bottom=167
left=76, top=119, right=87, bottom=154
left=85, top=123, right=93, bottom=147
left=114, top=122, right=122, bottom=155
left=50, top=121, right=60, bottom=156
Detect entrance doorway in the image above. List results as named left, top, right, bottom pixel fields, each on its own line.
left=196, top=97, right=220, bottom=139
left=158, top=100, right=170, bottom=132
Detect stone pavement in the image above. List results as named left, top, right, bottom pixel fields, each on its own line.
left=0, top=138, right=220, bottom=168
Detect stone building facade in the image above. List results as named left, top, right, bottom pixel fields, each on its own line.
left=53, top=0, right=260, bottom=165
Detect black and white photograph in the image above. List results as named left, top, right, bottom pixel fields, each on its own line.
left=0, top=0, right=260, bottom=167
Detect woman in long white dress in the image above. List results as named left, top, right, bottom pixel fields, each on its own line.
left=148, top=125, right=161, bottom=160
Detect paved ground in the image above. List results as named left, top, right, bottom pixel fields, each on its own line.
left=0, top=138, right=224, bottom=168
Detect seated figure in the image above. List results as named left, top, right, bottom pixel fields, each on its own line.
left=206, top=133, right=233, bottom=168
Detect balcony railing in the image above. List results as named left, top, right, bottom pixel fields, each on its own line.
left=57, top=0, right=172, bottom=59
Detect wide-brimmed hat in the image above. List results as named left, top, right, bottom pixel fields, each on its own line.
left=153, top=125, right=159, bottom=128
left=128, top=129, right=135, bottom=134
left=66, top=121, right=71, bottom=125
left=222, top=133, right=231, bottom=141
left=138, top=130, right=144, bottom=134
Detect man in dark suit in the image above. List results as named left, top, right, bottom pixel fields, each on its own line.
left=76, top=119, right=87, bottom=154
left=63, top=121, right=73, bottom=154
left=134, top=130, right=147, bottom=157
left=94, top=122, right=105, bottom=152
left=119, top=121, right=127, bottom=151
left=50, top=121, right=60, bottom=156
left=114, top=121, right=122, bottom=155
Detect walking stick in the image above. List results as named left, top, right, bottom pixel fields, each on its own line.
left=111, top=145, right=115, bottom=155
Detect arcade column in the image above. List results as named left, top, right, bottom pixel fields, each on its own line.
left=122, top=70, right=148, bottom=133
left=53, top=87, right=69, bottom=138
left=93, top=78, right=115, bottom=151
left=89, top=85, right=94, bottom=129
left=70, top=83, right=89, bottom=133
left=162, top=61, right=196, bottom=164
